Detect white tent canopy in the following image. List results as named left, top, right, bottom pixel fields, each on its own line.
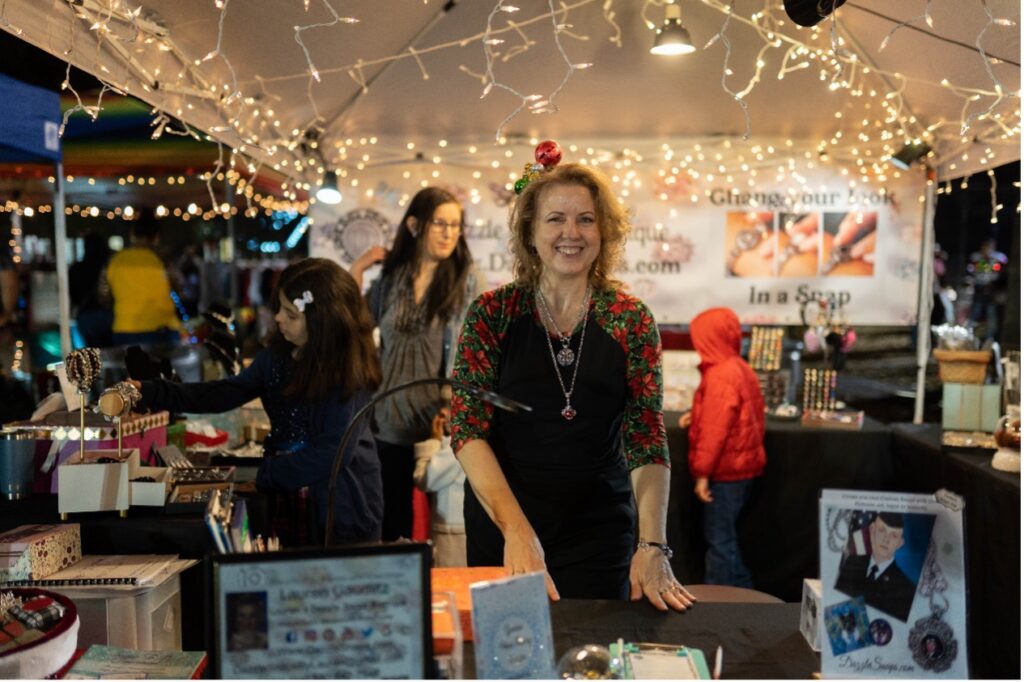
left=0, top=0, right=1019, bottom=188
left=1, top=0, right=1017, bottom=421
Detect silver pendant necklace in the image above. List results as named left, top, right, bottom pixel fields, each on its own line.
left=536, top=286, right=591, bottom=420
left=909, top=542, right=958, bottom=672
left=536, top=286, right=590, bottom=367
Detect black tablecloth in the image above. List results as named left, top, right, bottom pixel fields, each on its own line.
left=666, top=412, right=893, bottom=601
left=0, top=495, right=216, bottom=557
left=891, top=423, right=1020, bottom=680
left=463, top=600, right=818, bottom=679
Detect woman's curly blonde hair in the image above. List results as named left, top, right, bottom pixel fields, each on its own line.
left=508, top=163, right=630, bottom=290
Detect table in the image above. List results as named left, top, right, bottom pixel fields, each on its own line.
left=463, top=600, right=818, bottom=679
left=0, top=495, right=215, bottom=558
left=665, top=412, right=894, bottom=601
left=890, top=423, right=1020, bottom=680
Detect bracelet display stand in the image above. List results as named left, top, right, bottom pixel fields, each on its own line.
left=57, top=362, right=139, bottom=518
left=100, top=382, right=172, bottom=507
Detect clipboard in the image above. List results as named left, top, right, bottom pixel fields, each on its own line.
left=610, top=641, right=711, bottom=680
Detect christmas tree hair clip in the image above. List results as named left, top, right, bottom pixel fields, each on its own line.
left=513, top=139, right=563, bottom=194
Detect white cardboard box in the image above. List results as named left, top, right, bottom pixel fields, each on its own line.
left=53, top=562, right=195, bottom=650
left=57, top=449, right=139, bottom=514
left=130, top=465, right=171, bottom=506
left=800, top=578, right=822, bottom=652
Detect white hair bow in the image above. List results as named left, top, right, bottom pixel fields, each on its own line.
left=293, top=290, right=314, bottom=312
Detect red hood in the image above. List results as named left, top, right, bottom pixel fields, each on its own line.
left=691, top=307, right=742, bottom=368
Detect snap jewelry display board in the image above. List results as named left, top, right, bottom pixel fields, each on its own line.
left=819, top=489, right=967, bottom=678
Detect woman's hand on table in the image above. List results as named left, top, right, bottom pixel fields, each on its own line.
left=630, top=547, right=695, bottom=612
left=503, top=524, right=560, bottom=601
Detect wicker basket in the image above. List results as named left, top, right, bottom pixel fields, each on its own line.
left=933, top=349, right=990, bottom=384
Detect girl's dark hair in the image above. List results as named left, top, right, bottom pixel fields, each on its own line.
left=380, top=187, right=472, bottom=322
left=269, top=258, right=381, bottom=402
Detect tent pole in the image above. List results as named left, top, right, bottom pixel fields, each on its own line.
left=913, top=174, right=937, bottom=424
left=53, top=161, right=72, bottom=357
left=225, top=176, right=237, bottom=306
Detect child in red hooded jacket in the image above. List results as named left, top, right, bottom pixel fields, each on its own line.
left=682, top=307, right=766, bottom=587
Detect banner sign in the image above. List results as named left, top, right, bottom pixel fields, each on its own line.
left=311, top=165, right=924, bottom=325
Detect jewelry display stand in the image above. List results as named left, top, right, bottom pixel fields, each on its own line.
left=57, top=358, right=139, bottom=518
left=57, top=449, right=139, bottom=517
left=800, top=368, right=864, bottom=430
left=750, top=327, right=790, bottom=410
left=102, top=382, right=173, bottom=506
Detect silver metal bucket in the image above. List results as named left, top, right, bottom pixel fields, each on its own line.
left=0, top=431, right=37, bottom=500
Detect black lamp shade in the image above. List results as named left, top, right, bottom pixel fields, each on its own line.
left=784, top=0, right=848, bottom=27
left=890, top=141, right=933, bottom=170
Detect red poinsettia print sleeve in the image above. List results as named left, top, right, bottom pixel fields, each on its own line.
left=598, top=291, right=670, bottom=470
left=450, top=285, right=513, bottom=455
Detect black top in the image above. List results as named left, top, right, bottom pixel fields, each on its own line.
left=463, top=308, right=637, bottom=597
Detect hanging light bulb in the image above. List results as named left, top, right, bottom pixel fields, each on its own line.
left=650, top=2, right=695, bottom=56
left=316, top=170, right=342, bottom=205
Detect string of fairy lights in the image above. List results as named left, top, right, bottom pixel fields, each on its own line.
left=1, top=135, right=1017, bottom=216
left=0, top=0, right=1018, bottom=222
left=0, top=168, right=308, bottom=221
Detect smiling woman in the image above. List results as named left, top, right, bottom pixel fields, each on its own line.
left=450, top=161, right=695, bottom=611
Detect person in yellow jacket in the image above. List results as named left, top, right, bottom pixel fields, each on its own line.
left=105, top=208, right=181, bottom=346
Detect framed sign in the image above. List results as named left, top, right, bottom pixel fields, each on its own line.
left=209, top=543, right=432, bottom=679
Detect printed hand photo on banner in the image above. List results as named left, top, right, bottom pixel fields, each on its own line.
left=832, top=510, right=936, bottom=623
left=725, top=211, right=775, bottom=277
left=773, top=213, right=822, bottom=277
left=821, top=211, right=877, bottom=277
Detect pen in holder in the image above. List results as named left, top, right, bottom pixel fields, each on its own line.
left=65, top=348, right=102, bottom=462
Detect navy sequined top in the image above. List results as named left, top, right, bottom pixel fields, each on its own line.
left=139, top=349, right=383, bottom=543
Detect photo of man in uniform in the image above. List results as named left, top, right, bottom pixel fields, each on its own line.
left=834, top=512, right=917, bottom=622
left=226, top=592, right=269, bottom=652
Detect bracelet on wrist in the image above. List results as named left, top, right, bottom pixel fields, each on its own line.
left=636, top=539, right=673, bottom=560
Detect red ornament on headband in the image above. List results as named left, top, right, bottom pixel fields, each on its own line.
left=515, top=140, right=563, bottom=194
left=534, top=140, right=562, bottom=168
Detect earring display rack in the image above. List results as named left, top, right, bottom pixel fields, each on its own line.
left=802, top=368, right=838, bottom=412
left=749, top=326, right=784, bottom=372
left=800, top=368, right=865, bottom=430
left=757, top=370, right=789, bottom=410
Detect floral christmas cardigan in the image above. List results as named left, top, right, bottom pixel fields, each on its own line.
left=449, top=281, right=670, bottom=470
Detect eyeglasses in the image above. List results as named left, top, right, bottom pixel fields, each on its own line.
left=428, top=218, right=462, bottom=234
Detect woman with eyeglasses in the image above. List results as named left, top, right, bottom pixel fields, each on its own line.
left=351, top=187, right=485, bottom=542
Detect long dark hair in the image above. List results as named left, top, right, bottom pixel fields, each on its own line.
left=269, top=258, right=381, bottom=402
left=380, top=187, right=473, bottom=322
